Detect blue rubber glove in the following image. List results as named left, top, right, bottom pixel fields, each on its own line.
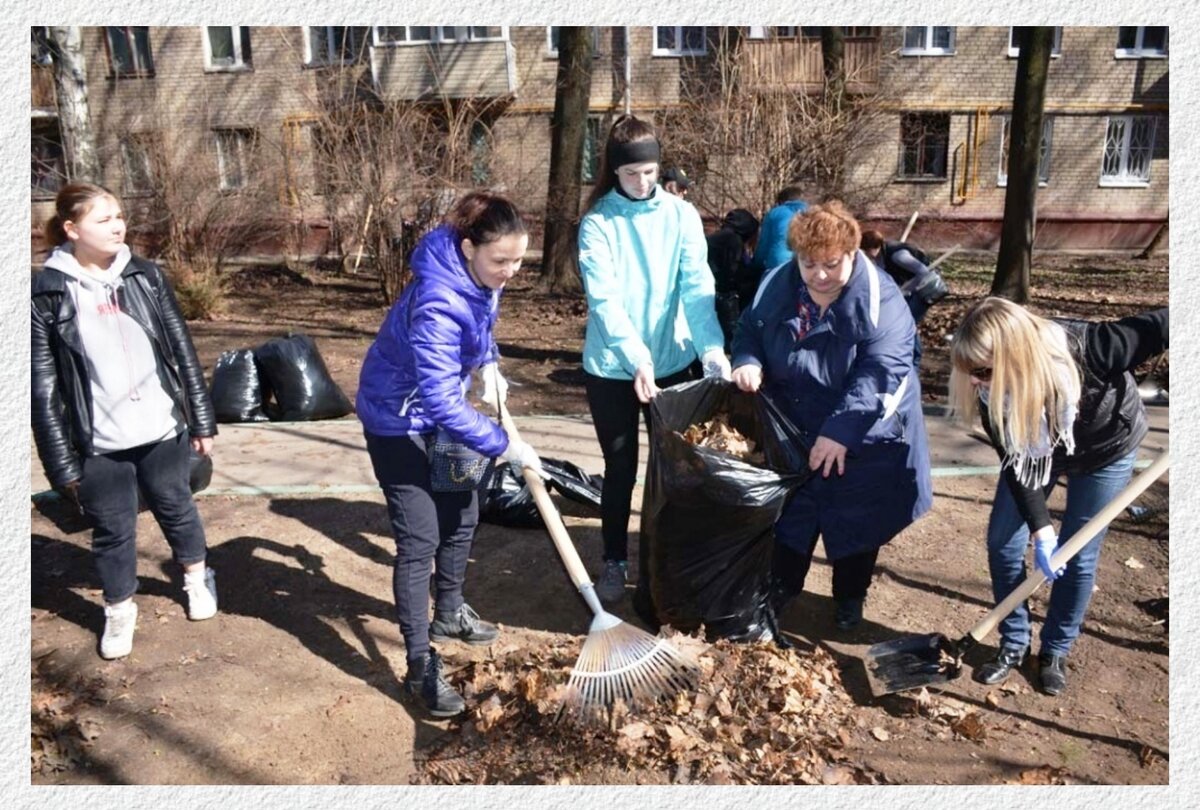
left=1034, top=534, right=1065, bottom=581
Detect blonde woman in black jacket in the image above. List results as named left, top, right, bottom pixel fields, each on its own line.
left=32, top=182, right=218, bottom=660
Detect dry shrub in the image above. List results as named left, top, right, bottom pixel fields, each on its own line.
left=167, top=261, right=227, bottom=321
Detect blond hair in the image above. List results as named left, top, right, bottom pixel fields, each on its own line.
left=947, top=297, right=1082, bottom=452
left=787, top=199, right=861, bottom=260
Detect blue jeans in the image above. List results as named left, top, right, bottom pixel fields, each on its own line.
left=986, top=450, right=1137, bottom=657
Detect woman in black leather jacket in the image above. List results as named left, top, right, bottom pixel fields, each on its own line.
left=32, top=182, right=218, bottom=660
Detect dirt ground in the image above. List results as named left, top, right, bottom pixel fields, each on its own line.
left=30, top=252, right=1169, bottom=785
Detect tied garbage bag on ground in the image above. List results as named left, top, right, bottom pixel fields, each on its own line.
left=480, top=458, right=603, bottom=528
left=634, top=377, right=811, bottom=642
left=254, top=334, right=353, bottom=421
left=209, top=348, right=270, bottom=423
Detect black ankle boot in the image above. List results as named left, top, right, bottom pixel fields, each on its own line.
left=429, top=602, right=499, bottom=646
left=404, top=648, right=465, bottom=717
left=834, top=597, right=864, bottom=630
left=973, top=645, right=1029, bottom=685
left=1037, top=652, right=1068, bottom=696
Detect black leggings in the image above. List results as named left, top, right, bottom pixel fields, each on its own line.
left=772, top=532, right=880, bottom=605
left=584, top=366, right=695, bottom=562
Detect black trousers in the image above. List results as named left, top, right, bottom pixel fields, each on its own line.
left=364, top=431, right=478, bottom=663
left=771, top=531, right=879, bottom=606
left=584, top=366, right=694, bottom=562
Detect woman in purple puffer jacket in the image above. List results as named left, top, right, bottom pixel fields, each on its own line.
left=357, top=192, right=544, bottom=717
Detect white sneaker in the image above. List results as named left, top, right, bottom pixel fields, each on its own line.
left=100, top=600, right=138, bottom=660
left=183, top=567, right=218, bottom=621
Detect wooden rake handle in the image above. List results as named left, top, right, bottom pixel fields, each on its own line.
left=497, top=402, right=594, bottom=592
left=966, top=451, right=1169, bottom=645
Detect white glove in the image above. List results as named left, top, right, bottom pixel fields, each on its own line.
left=633, top=362, right=659, bottom=404
left=701, top=349, right=732, bottom=382
left=478, top=362, right=508, bottom=411
left=501, top=437, right=547, bottom=479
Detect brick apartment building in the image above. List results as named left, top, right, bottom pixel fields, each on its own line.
left=30, top=25, right=1168, bottom=258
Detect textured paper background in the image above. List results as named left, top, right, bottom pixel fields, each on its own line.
left=3, top=3, right=1190, bottom=804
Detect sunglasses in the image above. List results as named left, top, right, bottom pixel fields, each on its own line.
left=969, top=367, right=993, bottom=382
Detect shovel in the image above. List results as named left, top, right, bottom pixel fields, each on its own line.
left=864, top=451, right=1169, bottom=696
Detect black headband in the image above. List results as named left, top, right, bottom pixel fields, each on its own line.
left=608, top=138, right=661, bottom=169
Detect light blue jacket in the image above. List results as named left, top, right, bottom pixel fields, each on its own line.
left=578, top=188, right=725, bottom=380
left=751, top=200, right=808, bottom=274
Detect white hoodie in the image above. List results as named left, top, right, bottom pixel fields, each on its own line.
left=43, top=244, right=182, bottom=452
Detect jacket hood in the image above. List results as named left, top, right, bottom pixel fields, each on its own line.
left=43, top=243, right=132, bottom=290
left=411, top=224, right=491, bottom=302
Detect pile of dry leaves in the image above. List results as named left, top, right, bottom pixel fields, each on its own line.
left=414, top=635, right=883, bottom=785
left=31, top=660, right=105, bottom=775
left=680, top=415, right=764, bottom=465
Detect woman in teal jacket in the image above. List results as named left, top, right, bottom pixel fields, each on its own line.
left=578, top=114, right=730, bottom=605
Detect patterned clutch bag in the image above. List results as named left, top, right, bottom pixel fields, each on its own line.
left=429, top=427, right=494, bottom=492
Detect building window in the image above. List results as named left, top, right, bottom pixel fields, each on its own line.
left=32, top=119, right=66, bottom=199
left=32, top=26, right=53, bottom=65
left=845, top=27, right=879, bottom=39
left=106, top=26, right=154, bottom=76
left=470, top=120, right=491, bottom=185
left=1007, top=27, right=1062, bottom=58
left=653, top=26, right=706, bottom=56
left=898, top=112, right=950, bottom=180
left=203, top=26, right=252, bottom=71
left=1101, top=115, right=1157, bottom=186
left=120, top=134, right=157, bottom=194
left=1115, top=26, right=1168, bottom=58
left=546, top=26, right=600, bottom=57
left=214, top=128, right=255, bottom=191
left=306, top=26, right=370, bottom=65
left=374, top=26, right=505, bottom=46
left=900, top=26, right=955, bottom=55
left=998, top=115, right=1053, bottom=186
left=581, top=116, right=602, bottom=183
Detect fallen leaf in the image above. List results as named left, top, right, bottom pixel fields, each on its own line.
left=871, top=727, right=890, bottom=741
left=1124, top=557, right=1146, bottom=570
left=950, top=712, right=988, bottom=741
left=985, top=692, right=1002, bottom=708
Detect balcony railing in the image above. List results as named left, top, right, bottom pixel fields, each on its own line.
left=32, top=64, right=56, bottom=111
left=739, top=36, right=879, bottom=91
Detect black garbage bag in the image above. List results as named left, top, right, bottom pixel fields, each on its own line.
left=209, top=349, right=270, bottom=423
left=633, top=377, right=811, bottom=642
left=189, top=448, right=213, bottom=494
left=480, top=458, right=603, bottom=528
left=254, top=334, right=353, bottom=421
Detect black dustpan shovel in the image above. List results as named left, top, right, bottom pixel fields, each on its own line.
left=864, top=451, right=1169, bottom=697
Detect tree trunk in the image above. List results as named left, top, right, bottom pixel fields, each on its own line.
left=48, top=26, right=102, bottom=183
left=992, top=27, right=1053, bottom=303
left=820, top=27, right=846, bottom=110
left=1137, top=213, right=1168, bottom=259
left=542, top=27, right=594, bottom=294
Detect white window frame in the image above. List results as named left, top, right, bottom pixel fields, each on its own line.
left=546, top=26, right=600, bottom=58
left=1007, top=27, right=1062, bottom=58
left=202, top=26, right=251, bottom=72
left=900, top=26, right=955, bottom=56
left=214, top=128, right=254, bottom=191
left=304, top=26, right=370, bottom=65
left=652, top=26, right=707, bottom=57
left=373, top=26, right=507, bottom=47
left=1115, top=26, right=1168, bottom=59
left=1100, top=115, right=1157, bottom=187
left=997, top=115, right=1053, bottom=187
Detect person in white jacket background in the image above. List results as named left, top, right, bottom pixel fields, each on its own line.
left=577, top=114, right=730, bottom=604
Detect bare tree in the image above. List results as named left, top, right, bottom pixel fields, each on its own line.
left=47, top=26, right=101, bottom=182
left=993, top=27, right=1054, bottom=303
left=542, top=27, right=595, bottom=294
left=819, top=27, right=845, bottom=111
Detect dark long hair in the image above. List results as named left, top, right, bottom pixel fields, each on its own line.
left=43, top=182, right=121, bottom=247
left=444, top=191, right=526, bottom=247
left=585, top=115, right=660, bottom=211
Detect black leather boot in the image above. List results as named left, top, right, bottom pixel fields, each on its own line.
left=834, top=597, right=864, bottom=630
left=1037, top=652, right=1068, bottom=696
left=973, top=645, right=1029, bottom=685
left=429, top=602, right=499, bottom=646
left=403, top=648, right=465, bottom=717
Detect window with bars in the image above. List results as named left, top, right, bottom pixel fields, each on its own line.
left=214, top=128, right=256, bottom=191
left=900, top=26, right=955, bottom=55
left=374, top=26, right=504, bottom=46
left=204, top=26, right=252, bottom=70
left=1007, top=27, right=1063, bottom=57
left=898, top=112, right=950, bottom=180
left=998, top=115, right=1053, bottom=186
left=1115, top=26, right=1168, bottom=57
left=653, top=26, right=706, bottom=56
left=32, top=119, right=66, bottom=199
left=120, top=134, right=158, bottom=194
left=581, top=116, right=602, bottom=183
left=1100, top=115, right=1156, bottom=186
left=106, top=26, right=154, bottom=76
left=306, top=26, right=370, bottom=65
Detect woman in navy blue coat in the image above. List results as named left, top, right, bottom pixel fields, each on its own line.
left=732, top=201, right=932, bottom=630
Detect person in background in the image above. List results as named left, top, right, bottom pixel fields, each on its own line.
left=661, top=166, right=692, bottom=199
left=357, top=191, right=545, bottom=717
left=746, top=185, right=808, bottom=307
left=706, top=208, right=760, bottom=353
left=732, top=201, right=931, bottom=632
left=859, top=229, right=949, bottom=326
left=948, top=297, right=1167, bottom=696
left=32, top=182, right=218, bottom=661
left=578, top=115, right=731, bottom=605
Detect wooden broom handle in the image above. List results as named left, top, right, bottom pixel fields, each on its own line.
left=498, top=402, right=594, bottom=590
left=967, top=452, right=1169, bottom=644
left=900, top=210, right=920, bottom=242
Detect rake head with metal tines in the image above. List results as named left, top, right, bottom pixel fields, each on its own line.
left=561, top=585, right=701, bottom=719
